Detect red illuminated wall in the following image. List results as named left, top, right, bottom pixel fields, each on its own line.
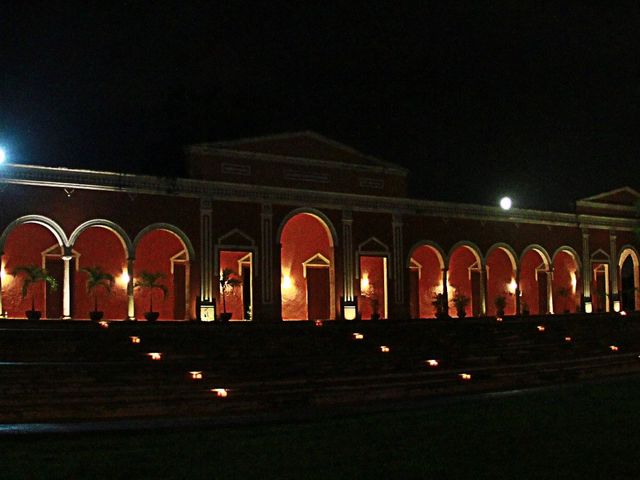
left=486, top=248, right=516, bottom=316
left=520, top=249, right=546, bottom=315
left=219, top=250, right=250, bottom=320
left=359, top=256, right=386, bottom=319
left=3, top=224, right=59, bottom=318
left=134, top=230, right=185, bottom=320
left=448, top=247, right=478, bottom=317
left=280, top=213, right=332, bottom=320
left=552, top=251, right=581, bottom=313
left=410, top=245, right=443, bottom=318
left=73, top=227, right=128, bottom=320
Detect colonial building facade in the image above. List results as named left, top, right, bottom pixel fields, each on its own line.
left=0, top=132, right=637, bottom=321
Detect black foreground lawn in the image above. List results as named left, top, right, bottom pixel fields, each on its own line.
left=2, top=376, right=639, bottom=480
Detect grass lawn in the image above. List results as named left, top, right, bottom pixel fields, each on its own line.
left=2, top=376, right=639, bottom=479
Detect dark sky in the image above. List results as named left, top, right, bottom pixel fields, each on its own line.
left=1, top=1, right=639, bottom=211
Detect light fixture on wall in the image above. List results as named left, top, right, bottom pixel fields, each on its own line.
left=507, top=279, right=517, bottom=294
left=613, top=301, right=621, bottom=312
left=585, top=301, right=593, bottom=314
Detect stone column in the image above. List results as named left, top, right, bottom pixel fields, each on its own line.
left=62, top=247, right=73, bottom=319
left=127, top=257, right=135, bottom=320
left=200, top=199, right=213, bottom=303
left=547, top=269, right=554, bottom=314
left=479, top=264, right=487, bottom=316
left=441, top=267, right=450, bottom=318
left=581, top=229, right=592, bottom=312
left=392, top=214, right=404, bottom=306
left=514, top=268, right=521, bottom=315
left=261, top=203, right=273, bottom=305
left=609, top=231, right=619, bottom=311
left=341, top=210, right=354, bottom=302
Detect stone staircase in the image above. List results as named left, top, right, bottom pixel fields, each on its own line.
left=1, top=313, right=639, bottom=422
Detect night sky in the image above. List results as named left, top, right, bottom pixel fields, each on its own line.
left=2, top=2, right=639, bottom=211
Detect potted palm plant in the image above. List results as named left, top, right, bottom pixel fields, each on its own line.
left=82, top=266, right=114, bottom=321
left=494, top=295, right=507, bottom=317
left=134, top=271, right=167, bottom=322
left=12, top=265, right=57, bottom=320
left=218, top=268, right=241, bottom=322
left=453, top=293, right=470, bottom=318
left=432, top=292, right=448, bottom=319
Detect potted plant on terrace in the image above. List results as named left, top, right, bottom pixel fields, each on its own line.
left=494, top=295, right=507, bottom=317
left=134, top=271, right=167, bottom=322
left=369, top=296, right=381, bottom=321
left=432, top=293, right=448, bottom=319
left=12, top=265, right=57, bottom=320
left=218, top=268, right=241, bottom=322
left=82, top=266, right=114, bottom=321
left=453, top=293, right=470, bottom=318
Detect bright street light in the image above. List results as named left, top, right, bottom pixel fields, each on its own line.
left=0, top=147, right=6, bottom=164
left=499, top=196, right=512, bottom=210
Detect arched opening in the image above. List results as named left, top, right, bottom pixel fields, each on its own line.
left=71, top=226, right=129, bottom=320
left=408, top=243, right=445, bottom=318
left=280, top=212, right=335, bottom=320
left=552, top=248, right=581, bottom=314
left=2, top=223, right=64, bottom=319
left=485, top=245, right=517, bottom=316
left=448, top=243, right=483, bottom=318
left=133, top=228, right=191, bottom=320
left=520, top=247, right=552, bottom=315
left=619, top=247, right=639, bottom=311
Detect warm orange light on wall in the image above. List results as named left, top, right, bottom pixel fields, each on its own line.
left=129, top=336, right=141, bottom=344
left=459, top=373, right=471, bottom=380
left=0, top=264, right=7, bottom=281
left=360, top=273, right=370, bottom=292
left=189, top=371, right=203, bottom=380
left=426, top=359, right=439, bottom=367
left=570, top=272, right=577, bottom=294
left=281, top=274, right=293, bottom=290
left=352, top=332, right=364, bottom=340
left=118, top=270, right=130, bottom=285
left=147, top=352, right=162, bottom=360
left=212, top=388, right=228, bottom=397
left=380, top=345, right=390, bottom=353
left=507, top=279, right=517, bottom=294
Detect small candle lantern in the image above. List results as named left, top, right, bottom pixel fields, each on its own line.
left=426, top=359, right=439, bottom=367
left=537, top=325, right=545, bottom=332
left=352, top=333, right=364, bottom=340
left=147, top=352, right=162, bottom=360
left=189, top=371, right=203, bottom=380
left=380, top=345, right=390, bottom=353
left=459, top=373, right=472, bottom=381
left=212, top=388, right=228, bottom=397
left=129, top=336, right=141, bottom=344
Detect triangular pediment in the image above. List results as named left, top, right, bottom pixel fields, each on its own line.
left=199, top=131, right=405, bottom=171
left=358, top=236, right=389, bottom=254
left=217, top=228, right=255, bottom=247
left=578, top=187, right=640, bottom=206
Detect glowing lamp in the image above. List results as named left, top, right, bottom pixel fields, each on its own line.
left=343, top=305, right=357, bottom=321
left=352, top=332, right=364, bottom=340
left=129, top=336, right=141, bottom=344
left=380, top=345, right=390, bottom=353
left=496, top=316, right=503, bottom=323
left=613, top=301, right=621, bottom=313
left=537, top=325, right=545, bottom=332
left=281, top=274, right=293, bottom=290
left=212, top=388, right=228, bottom=398
left=360, top=274, right=370, bottom=291
left=0, top=265, right=7, bottom=281
left=564, top=336, right=572, bottom=343
left=621, top=311, right=628, bottom=316
left=507, top=279, right=517, bottom=294
left=610, top=345, right=619, bottom=352
left=98, top=321, right=109, bottom=329
left=314, top=320, right=323, bottom=327
left=585, top=302, right=593, bottom=314
left=459, top=373, right=472, bottom=381
left=118, top=270, right=130, bottom=286
left=200, top=301, right=216, bottom=322
left=426, top=359, right=439, bottom=367
left=499, top=196, right=512, bottom=210
left=189, top=371, right=203, bottom=380
left=147, top=352, right=162, bottom=360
